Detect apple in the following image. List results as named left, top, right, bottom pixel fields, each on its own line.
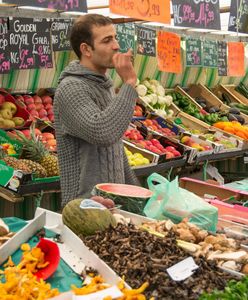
left=35, top=103, right=44, bottom=111
left=46, top=139, right=56, bottom=147
left=42, top=95, right=53, bottom=105
left=15, top=95, right=24, bottom=102
left=41, top=132, right=54, bottom=140
left=27, top=103, right=36, bottom=111
left=172, top=150, right=181, bottom=157
left=12, top=117, right=25, bottom=127
left=1, top=101, right=17, bottom=115
left=166, top=152, right=175, bottom=159
left=21, top=129, right=31, bottom=139
left=46, top=108, right=54, bottom=116
left=0, top=109, right=13, bottom=120
left=24, top=96, right=34, bottom=105
left=0, top=94, right=5, bottom=106
left=33, top=95, right=42, bottom=104
left=34, top=128, right=42, bottom=136
left=165, top=146, right=176, bottom=152
left=29, top=109, right=39, bottom=118
left=44, top=103, right=53, bottom=111
left=39, top=108, right=48, bottom=118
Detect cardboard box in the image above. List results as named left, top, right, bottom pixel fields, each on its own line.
left=0, top=161, right=32, bottom=193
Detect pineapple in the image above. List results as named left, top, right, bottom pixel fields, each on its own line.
left=2, top=156, right=32, bottom=173
left=18, top=159, right=47, bottom=178
left=15, top=125, right=59, bottom=177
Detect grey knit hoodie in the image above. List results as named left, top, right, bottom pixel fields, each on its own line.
left=54, top=60, right=139, bottom=206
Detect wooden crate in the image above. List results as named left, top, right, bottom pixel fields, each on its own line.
left=213, top=84, right=248, bottom=105
left=187, top=83, right=223, bottom=108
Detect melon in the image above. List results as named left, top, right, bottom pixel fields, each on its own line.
left=93, top=183, right=153, bottom=215
left=62, top=199, right=117, bottom=236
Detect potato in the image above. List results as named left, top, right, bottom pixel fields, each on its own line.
left=102, top=198, right=115, bottom=209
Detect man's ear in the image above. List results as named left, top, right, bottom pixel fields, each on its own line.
left=80, top=43, right=92, bottom=57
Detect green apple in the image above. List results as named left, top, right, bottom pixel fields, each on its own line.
left=0, top=109, right=13, bottom=120
left=1, top=102, right=17, bottom=115
left=12, top=117, right=25, bottom=127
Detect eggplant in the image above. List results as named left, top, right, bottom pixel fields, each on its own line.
left=229, top=107, right=241, bottom=115
left=235, top=114, right=245, bottom=125
left=228, top=113, right=238, bottom=121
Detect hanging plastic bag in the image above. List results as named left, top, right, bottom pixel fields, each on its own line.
left=144, top=173, right=218, bottom=232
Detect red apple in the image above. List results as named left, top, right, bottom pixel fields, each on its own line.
left=33, top=95, right=42, bottom=104
left=24, top=96, right=34, bottom=105
left=39, top=108, right=48, bottom=118
left=151, top=139, right=160, bottom=146
left=166, top=152, right=175, bottom=159
left=42, top=95, right=53, bottom=105
left=48, top=114, right=54, bottom=122
left=21, top=129, right=30, bottom=139
left=27, top=103, right=36, bottom=111
left=15, top=95, right=24, bottom=102
left=34, top=128, right=42, bottom=137
left=41, top=132, right=54, bottom=140
left=35, top=103, right=44, bottom=111
left=172, top=150, right=181, bottom=157
left=165, top=146, right=176, bottom=152
left=29, top=109, right=39, bottom=118
left=44, top=103, right=53, bottom=111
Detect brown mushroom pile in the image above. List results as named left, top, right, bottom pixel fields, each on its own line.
left=82, top=223, right=233, bottom=300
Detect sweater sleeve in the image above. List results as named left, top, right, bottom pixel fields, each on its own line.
left=56, top=80, right=137, bottom=146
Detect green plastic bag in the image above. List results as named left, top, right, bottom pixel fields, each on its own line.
left=144, top=173, right=218, bottom=232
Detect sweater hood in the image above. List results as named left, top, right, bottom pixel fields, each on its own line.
left=58, top=60, right=113, bottom=89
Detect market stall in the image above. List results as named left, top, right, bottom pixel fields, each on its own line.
left=0, top=0, right=248, bottom=298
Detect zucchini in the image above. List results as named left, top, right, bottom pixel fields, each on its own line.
left=222, top=93, right=232, bottom=105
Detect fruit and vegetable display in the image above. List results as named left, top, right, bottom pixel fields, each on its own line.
left=124, top=128, right=182, bottom=158
left=0, top=241, right=59, bottom=299
left=235, top=82, right=248, bottom=100
left=124, top=146, right=150, bottom=167
left=169, top=91, right=230, bottom=125
left=213, top=121, right=248, bottom=140
left=71, top=275, right=149, bottom=299
left=82, top=223, right=233, bottom=300
left=141, top=118, right=177, bottom=137
left=199, top=276, right=248, bottom=300
left=141, top=219, right=248, bottom=275
left=180, top=135, right=213, bottom=152
left=0, top=143, right=17, bottom=155
left=195, top=96, right=246, bottom=125
left=15, top=94, right=54, bottom=122
left=201, top=133, right=237, bottom=150
left=0, top=100, right=26, bottom=129
left=136, top=79, right=174, bottom=119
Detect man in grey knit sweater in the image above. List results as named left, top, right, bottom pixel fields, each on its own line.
left=54, top=14, right=139, bottom=206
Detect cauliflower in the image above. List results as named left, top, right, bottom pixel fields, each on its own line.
left=149, top=79, right=160, bottom=87
left=156, top=85, right=165, bottom=97
left=136, top=84, right=147, bottom=97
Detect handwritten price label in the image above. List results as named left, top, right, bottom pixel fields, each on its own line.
left=186, top=38, right=202, bottom=66
left=228, top=42, right=245, bottom=76
left=157, top=31, right=182, bottom=74
left=110, top=0, right=170, bottom=24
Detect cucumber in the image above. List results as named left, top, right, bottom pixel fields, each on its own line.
left=222, top=93, right=232, bottom=105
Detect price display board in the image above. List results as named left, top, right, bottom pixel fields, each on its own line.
left=185, top=38, right=202, bottom=66
left=228, top=0, right=248, bottom=33
left=0, top=18, right=10, bottom=74
left=116, top=23, right=135, bottom=53
left=172, top=0, right=221, bottom=30
left=203, top=40, right=218, bottom=67
left=136, top=25, right=156, bottom=57
left=51, top=19, right=72, bottom=51
left=217, top=41, right=227, bottom=76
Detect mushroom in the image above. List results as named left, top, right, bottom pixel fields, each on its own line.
left=207, top=250, right=247, bottom=262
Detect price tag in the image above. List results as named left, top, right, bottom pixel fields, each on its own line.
left=166, top=257, right=199, bottom=281
left=185, top=38, right=202, bottom=66
left=229, top=0, right=248, bottom=33
left=217, top=41, right=227, bottom=76
left=136, top=25, right=156, bottom=57
left=110, top=0, right=170, bottom=24
left=172, top=0, right=221, bottom=30
left=157, top=31, right=181, bottom=74
left=203, top=40, right=218, bottom=68
left=228, top=42, right=245, bottom=77
left=73, top=286, right=123, bottom=300
left=116, top=23, right=135, bottom=53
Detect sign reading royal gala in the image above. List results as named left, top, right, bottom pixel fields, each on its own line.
left=110, top=0, right=171, bottom=24
left=172, top=0, right=221, bottom=30
left=2, top=0, right=87, bottom=12
left=9, top=18, right=53, bottom=70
